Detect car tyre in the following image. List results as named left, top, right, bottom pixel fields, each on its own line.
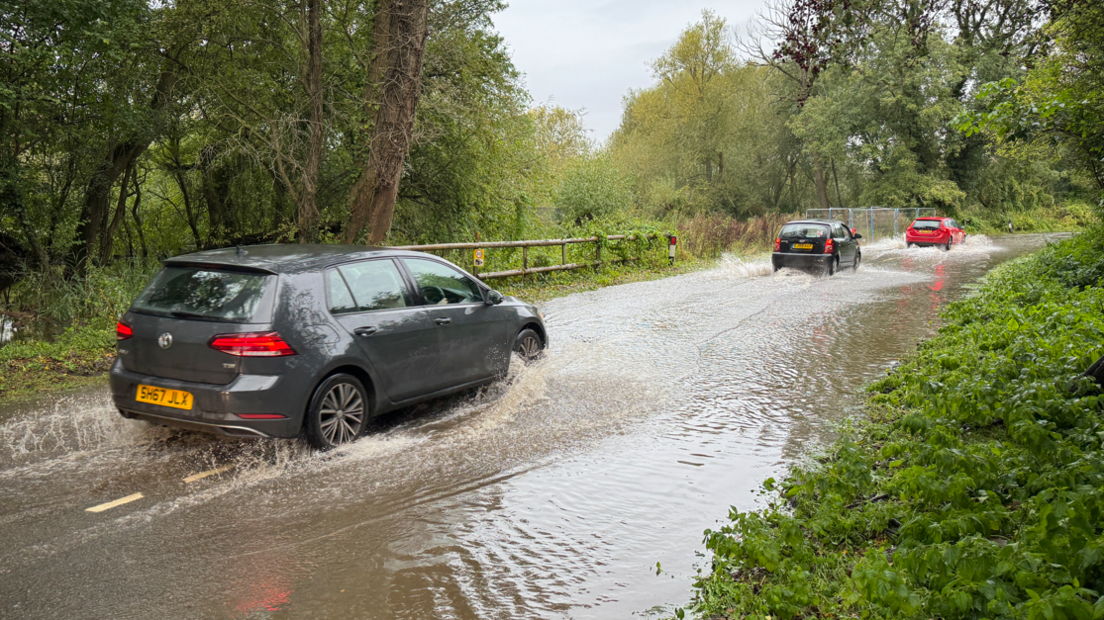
left=852, top=252, right=861, bottom=271
left=943, top=242, right=951, bottom=251
left=827, top=256, right=838, bottom=276
left=514, top=328, right=544, bottom=363
left=303, top=373, right=368, bottom=450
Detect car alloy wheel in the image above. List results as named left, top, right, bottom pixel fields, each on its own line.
left=304, top=374, right=367, bottom=449
left=514, top=328, right=544, bottom=363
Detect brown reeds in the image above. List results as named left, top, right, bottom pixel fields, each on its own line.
left=676, top=212, right=800, bottom=258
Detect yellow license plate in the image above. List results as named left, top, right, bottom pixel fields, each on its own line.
left=792, top=243, right=814, bottom=249
left=918, top=230, right=933, bottom=234
left=136, top=385, right=194, bottom=410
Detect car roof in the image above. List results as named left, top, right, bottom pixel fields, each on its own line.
left=914, top=217, right=947, bottom=220
left=163, top=244, right=435, bottom=275
left=783, top=219, right=843, bottom=226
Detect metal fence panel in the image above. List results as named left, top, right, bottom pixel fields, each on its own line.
left=805, top=208, right=937, bottom=241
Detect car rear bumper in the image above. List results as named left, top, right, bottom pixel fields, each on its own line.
left=109, top=359, right=301, bottom=438
left=906, top=234, right=949, bottom=245
left=772, top=252, right=832, bottom=270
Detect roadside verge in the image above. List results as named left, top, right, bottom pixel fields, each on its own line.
left=689, top=228, right=1104, bottom=619
left=0, top=322, right=116, bottom=404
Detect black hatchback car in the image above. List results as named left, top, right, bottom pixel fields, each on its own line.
left=771, top=219, right=862, bottom=275
left=110, top=245, right=547, bottom=448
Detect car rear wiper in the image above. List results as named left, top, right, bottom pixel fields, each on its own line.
left=169, top=310, right=212, bottom=320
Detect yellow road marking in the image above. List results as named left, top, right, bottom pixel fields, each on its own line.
left=183, top=464, right=234, bottom=484
left=85, top=493, right=144, bottom=513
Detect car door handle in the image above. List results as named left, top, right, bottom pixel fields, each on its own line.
left=434, top=318, right=452, bottom=325
left=354, top=326, right=378, bottom=336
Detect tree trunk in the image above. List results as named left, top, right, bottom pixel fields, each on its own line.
left=99, top=159, right=134, bottom=264
left=131, top=172, right=147, bottom=259
left=346, top=0, right=394, bottom=196
left=345, top=0, right=430, bottom=245
left=172, top=168, right=202, bottom=249
left=812, top=151, right=831, bottom=210
left=74, top=141, right=140, bottom=268
left=300, top=0, right=324, bottom=244
left=200, top=146, right=228, bottom=247
left=73, top=70, right=178, bottom=270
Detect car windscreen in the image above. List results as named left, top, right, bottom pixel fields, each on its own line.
left=779, top=224, right=830, bottom=239
left=911, top=219, right=942, bottom=230
left=131, top=267, right=276, bottom=322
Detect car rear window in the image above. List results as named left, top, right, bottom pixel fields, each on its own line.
left=912, top=219, right=942, bottom=230
left=132, top=267, right=276, bottom=322
left=779, top=224, right=829, bottom=239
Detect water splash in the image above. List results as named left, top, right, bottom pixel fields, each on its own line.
left=963, top=233, right=995, bottom=248
left=711, top=254, right=775, bottom=278
left=862, top=235, right=908, bottom=252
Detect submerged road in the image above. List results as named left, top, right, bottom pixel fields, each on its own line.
left=0, top=234, right=1062, bottom=619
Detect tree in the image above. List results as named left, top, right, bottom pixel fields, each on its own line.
left=611, top=13, right=814, bottom=217
left=962, top=0, right=1104, bottom=196
left=345, top=0, right=431, bottom=244
left=753, top=0, right=845, bottom=210
left=555, top=154, right=634, bottom=224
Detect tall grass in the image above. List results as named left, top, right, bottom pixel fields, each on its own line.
left=676, top=212, right=800, bottom=258
left=5, top=259, right=160, bottom=327
left=962, top=200, right=1097, bottom=234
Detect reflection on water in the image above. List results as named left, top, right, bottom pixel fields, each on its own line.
left=0, top=234, right=1066, bottom=619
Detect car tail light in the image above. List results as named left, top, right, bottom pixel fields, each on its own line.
left=116, top=321, right=133, bottom=341
left=824, top=238, right=834, bottom=254
left=209, top=332, right=296, bottom=357
left=237, top=414, right=287, bottom=420
left=774, top=238, right=781, bottom=252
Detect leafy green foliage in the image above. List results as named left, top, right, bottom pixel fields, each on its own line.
left=692, top=229, right=1104, bottom=619
left=555, top=154, right=635, bottom=224
left=0, top=323, right=116, bottom=400
left=957, top=1, right=1104, bottom=202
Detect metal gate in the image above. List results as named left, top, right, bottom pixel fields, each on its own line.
left=804, top=208, right=937, bottom=241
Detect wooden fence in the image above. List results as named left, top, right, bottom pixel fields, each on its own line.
left=390, top=234, right=674, bottom=280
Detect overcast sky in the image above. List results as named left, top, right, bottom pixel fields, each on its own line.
left=493, top=0, right=768, bottom=142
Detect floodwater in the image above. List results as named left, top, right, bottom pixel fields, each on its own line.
left=0, top=234, right=1063, bottom=619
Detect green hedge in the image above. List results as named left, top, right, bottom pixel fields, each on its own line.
left=691, top=229, right=1104, bottom=619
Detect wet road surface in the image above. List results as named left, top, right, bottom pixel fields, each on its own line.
left=0, top=234, right=1062, bottom=619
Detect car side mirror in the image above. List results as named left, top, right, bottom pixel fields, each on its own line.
left=854, top=233, right=863, bottom=239
left=485, top=290, right=505, bottom=305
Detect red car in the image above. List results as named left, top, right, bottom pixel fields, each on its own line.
left=905, top=217, right=966, bottom=250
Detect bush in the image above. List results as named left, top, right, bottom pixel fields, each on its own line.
left=691, top=228, right=1104, bottom=619
left=555, top=153, right=635, bottom=224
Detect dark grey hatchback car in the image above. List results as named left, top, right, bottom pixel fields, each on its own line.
left=110, top=245, right=546, bottom=448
